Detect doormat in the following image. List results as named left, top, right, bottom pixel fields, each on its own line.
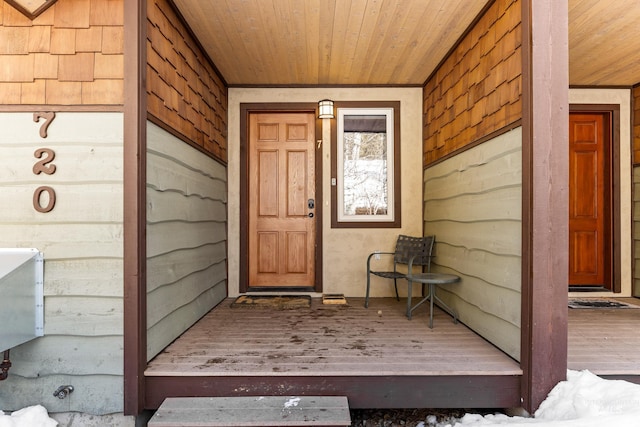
left=230, top=295, right=311, bottom=310
left=322, top=293, right=348, bottom=305
left=568, top=298, right=640, bottom=309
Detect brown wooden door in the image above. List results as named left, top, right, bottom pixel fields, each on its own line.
left=248, top=112, right=316, bottom=288
left=568, top=112, right=611, bottom=289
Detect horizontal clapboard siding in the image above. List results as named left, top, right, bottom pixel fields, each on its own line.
left=424, top=127, right=522, bottom=360
left=146, top=122, right=228, bottom=361
left=0, top=112, right=125, bottom=414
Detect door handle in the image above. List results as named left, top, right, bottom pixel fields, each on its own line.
left=308, top=199, right=315, bottom=209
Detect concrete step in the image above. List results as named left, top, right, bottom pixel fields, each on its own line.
left=148, top=396, right=351, bottom=427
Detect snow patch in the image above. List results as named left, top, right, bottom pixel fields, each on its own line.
left=0, top=405, right=57, bottom=427
left=283, top=397, right=301, bottom=409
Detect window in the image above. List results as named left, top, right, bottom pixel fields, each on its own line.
left=331, top=101, right=400, bottom=228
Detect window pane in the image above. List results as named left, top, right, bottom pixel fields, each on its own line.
left=342, top=131, right=388, bottom=216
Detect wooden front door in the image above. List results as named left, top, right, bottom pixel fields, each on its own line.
left=568, top=112, right=611, bottom=289
left=248, top=112, right=316, bottom=289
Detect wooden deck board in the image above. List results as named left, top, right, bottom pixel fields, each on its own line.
left=146, top=298, right=522, bottom=377
left=567, top=306, right=640, bottom=376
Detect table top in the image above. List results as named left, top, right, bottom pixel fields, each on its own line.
left=407, top=272, right=460, bottom=284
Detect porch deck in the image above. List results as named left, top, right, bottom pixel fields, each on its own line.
left=144, top=297, right=522, bottom=410
left=144, top=297, right=640, bottom=411
left=567, top=300, right=640, bottom=381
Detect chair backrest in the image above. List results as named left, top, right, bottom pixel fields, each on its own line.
left=394, top=235, right=435, bottom=268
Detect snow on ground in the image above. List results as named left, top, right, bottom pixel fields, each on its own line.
left=443, top=370, right=640, bottom=427
left=2, top=370, right=640, bottom=426
left=0, top=405, right=57, bottom=427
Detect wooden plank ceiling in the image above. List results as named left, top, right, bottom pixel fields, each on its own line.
left=172, top=0, right=640, bottom=87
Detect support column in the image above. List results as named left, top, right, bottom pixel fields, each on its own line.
left=520, top=0, right=569, bottom=412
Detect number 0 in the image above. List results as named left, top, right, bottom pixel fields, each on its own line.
left=33, top=186, right=56, bottom=213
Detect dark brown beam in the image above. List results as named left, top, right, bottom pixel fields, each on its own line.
left=145, top=375, right=522, bottom=410
left=123, top=0, right=148, bottom=416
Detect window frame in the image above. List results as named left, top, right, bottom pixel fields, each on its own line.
left=331, top=101, right=401, bottom=228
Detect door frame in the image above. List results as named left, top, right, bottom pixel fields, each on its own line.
left=569, top=104, right=620, bottom=293
left=239, top=103, right=323, bottom=293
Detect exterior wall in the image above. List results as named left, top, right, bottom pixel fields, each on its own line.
left=147, top=0, right=228, bottom=162
left=0, top=112, right=125, bottom=414
left=424, top=128, right=522, bottom=360
left=568, top=88, right=632, bottom=297
left=227, top=87, right=424, bottom=297
left=0, top=0, right=124, bottom=105
left=0, top=0, right=127, bottom=415
left=146, top=121, right=228, bottom=360
left=423, top=0, right=521, bottom=166
left=421, top=0, right=523, bottom=359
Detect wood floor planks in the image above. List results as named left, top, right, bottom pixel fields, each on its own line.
left=567, top=306, right=640, bottom=375
left=146, top=297, right=640, bottom=380
left=146, top=298, right=522, bottom=377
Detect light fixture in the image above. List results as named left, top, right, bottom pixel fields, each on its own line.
left=318, top=99, right=334, bottom=119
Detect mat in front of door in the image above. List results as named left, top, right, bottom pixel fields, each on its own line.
left=568, top=298, right=640, bottom=309
left=230, top=295, right=311, bottom=310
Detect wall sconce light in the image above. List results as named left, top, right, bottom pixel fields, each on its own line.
left=318, top=99, right=334, bottom=119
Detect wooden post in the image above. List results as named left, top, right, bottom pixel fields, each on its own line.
left=123, top=0, right=148, bottom=416
left=520, top=0, right=569, bottom=413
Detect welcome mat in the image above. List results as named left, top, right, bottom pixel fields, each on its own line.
left=230, top=295, right=311, bottom=310
left=568, top=298, right=640, bottom=309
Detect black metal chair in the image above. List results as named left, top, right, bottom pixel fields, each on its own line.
left=365, top=235, right=435, bottom=309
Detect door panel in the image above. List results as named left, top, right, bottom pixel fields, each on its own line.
left=568, top=112, right=611, bottom=288
left=249, top=112, right=316, bottom=288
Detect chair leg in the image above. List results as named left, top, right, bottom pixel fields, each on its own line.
left=393, top=278, right=399, bottom=301
left=365, top=272, right=371, bottom=308
left=406, top=279, right=413, bottom=319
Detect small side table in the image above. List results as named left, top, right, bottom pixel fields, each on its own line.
left=406, top=273, right=460, bottom=328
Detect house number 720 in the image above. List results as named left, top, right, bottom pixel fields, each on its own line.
left=32, top=112, right=57, bottom=213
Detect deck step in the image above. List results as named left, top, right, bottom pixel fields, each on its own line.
left=147, top=396, right=351, bottom=427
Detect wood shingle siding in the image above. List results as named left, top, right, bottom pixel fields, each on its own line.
left=423, top=0, right=521, bottom=166
left=0, top=0, right=124, bottom=105
left=634, top=85, right=640, bottom=164
left=146, top=122, right=228, bottom=361
left=423, top=127, right=522, bottom=360
left=146, top=0, right=228, bottom=163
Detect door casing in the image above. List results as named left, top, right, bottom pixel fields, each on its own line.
left=569, top=104, right=620, bottom=293
left=239, top=103, right=323, bottom=293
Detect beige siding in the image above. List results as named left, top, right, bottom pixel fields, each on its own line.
left=146, top=122, right=227, bottom=360
left=424, top=127, right=522, bottom=360
left=0, top=112, right=124, bottom=414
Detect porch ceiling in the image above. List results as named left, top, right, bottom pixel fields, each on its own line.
left=173, top=0, right=640, bottom=87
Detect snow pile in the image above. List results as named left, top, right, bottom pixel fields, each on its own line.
left=450, top=370, right=640, bottom=426
left=0, top=405, right=57, bottom=427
